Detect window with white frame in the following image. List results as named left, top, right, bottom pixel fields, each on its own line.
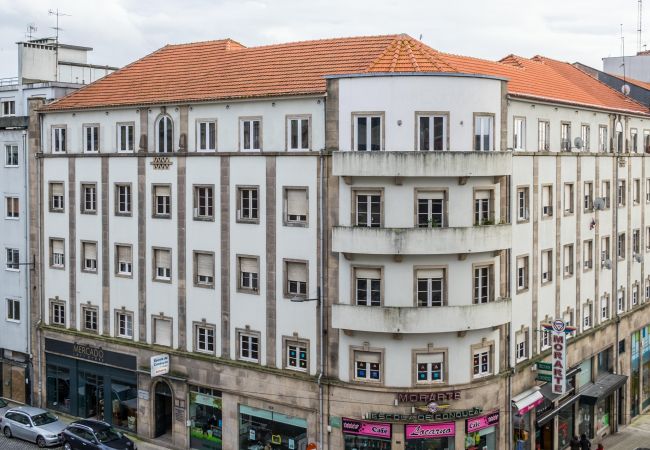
left=632, top=128, right=639, bottom=153
left=157, top=116, right=173, bottom=153
left=634, top=179, right=641, bottom=204
left=51, top=300, right=65, bottom=326
left=541, top=249, right=553, bottom=283
left=472, top=346, right=491, bottom=378
left=50, top=239, right=64, bottom=268
left=474, top=115, right=494, bottom=151
left=618, top=233, right=626, bottom=260
left=154, top=248, right=171, bottom=281
left=5, top=196, right=18, bottom=219
left=81, top=184, right=96, bottom=214
left=117, top=123, right=134, bottom=152
left=6, top=298, right=19, bottom=322
left=153, top=317, right=172, bottom=347
left=354, top=350, right=381, bottom=382
left=284, top=188, right=308, bottom=225
left=560, top=122, right=571, bottom=151
left=564, top=183, right=574, bottom=214
left=286, top=341, right=308, bottom=371
left=647, top=179, right=650, bottom=203
left=193, top=185, right=213, bottom=220
left=601, top=295, right=610, bottom=321
left=5, top=145, right=18, bottom=167
left=195, top=252, right=214, bottom=287
left=632, top=284, right=639, bottom=306
left=583, top=239, right=593, bottom=270
left=473, top=265, right=493, bottom=304
left=238, top=332, right=260, bottom=363
left=474, top=190, right=492, bottom=225
left=617, top=289, right=625, bottom=313
left=82, top=306, right=98, bottom=332
left=355, top=191, right=381, bottom=227
left=538, top=120, right=550, bottom=151
left=563, top=244, right=574, bottom=277
left=52, top=127, right=66, bottom=153
left=581, top=124, right=590, bottom=150
left=598, top=125, right=608, bottom=152
left=285, top=260, right=307, bottom=297
left=1, top=100, right=15, bottom=116
left=417, top=191, right=445, bottom=227
left=418, top=114, right=447, bottom=151
left=153, top=185, right=171, bottom=218
left=542, top=185, right=553, bottom=216
left=602, top=180, right=611, bottom=208
left=81, top=242, right=97, bottom=272
left=601, top=236, right=611, bottom=263
left=515, top=330, right=528, bottom=361
left=116, top=311, right=133, bottom=338
left=288, top=117, right=309, bottom=150
left=516, top=256, right=529, bottom=291
left=584, top=181, right=593, bottom=211
left=237, top=187, right=259, bottom=222
left=5, top=248, right=19, bottom=270
left=240, top=118, right=261, bottom=151
left=355, top=267, right=381, bottom=306
left=354, top=115, right=382, bottom=151
left=416, top=353, right=444, bottom=383
left=645, top=130, right=650, bottom=152
left=197, top=120, right=217, bottom=151
left=513, top=117, right=525, bottom=150
left=195, top=325, right=215, bottom=353
left=416, top=268, right=444, bottom=307
left=238, top=256, right=259, bottom=292
left=83, top=124, right=99, bottom=152
left=583, top=303, right=592, bottom=329
left=115, top=184, right=132, bottom=215
left=49, top=182, right=64, bottom=212
left=540, top=328, right=550, bottom=350
left=116, top=245, right=132, bottom=276
left=517, top=187, right=529, bottom=221
left=647, top=227, right=650, bottom=251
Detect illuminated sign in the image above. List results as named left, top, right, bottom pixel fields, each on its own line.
left=551, top=319, right=566, bottom=395
left=396, top=391, right=461, bottom=403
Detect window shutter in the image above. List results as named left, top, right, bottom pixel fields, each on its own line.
left=356, top=267, right=380, bottom=279
left=157, top=250, right=171, bottom=269
left=475, top=190, right=490, bottom=200
left=154, top=319, right=172, bottom=346
left=516, top=258, right=526, bottom=270
left=118, top=246, right=132, bottom=263
left=52, top=183, right=64, bottom=196
left=197, top=253, right=213, bottom=276
left=240, top=257, right=258, bottom=273
left=85, top=243, right=97, bottom=260
left=287, top=262, right=307, bottom=282
left=52, top=240, right=64, bottom=254
left=417, top=353, right=443, bottom=364
left=356, top=351, right=380, bottom=363
left=287, top=189, right=308, bottom=216
left=157, top=185, right=171, bottom=197
left=417, top=268, right=444, bottom=279
left=417, top=191, right=445, bottom=200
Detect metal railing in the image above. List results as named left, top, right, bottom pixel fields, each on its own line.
left=0, top=77, right=19, bottom=87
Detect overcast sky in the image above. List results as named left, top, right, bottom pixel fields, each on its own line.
left=0, top=0, right=646, bottom=79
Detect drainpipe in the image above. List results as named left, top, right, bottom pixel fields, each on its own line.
left=612, top=115, right=620, bottom=433
left=22, top=129, right=32, bottom=404
left=318, top=147, right=325, bottom=450
left=37, top=110, right=44, bottom=407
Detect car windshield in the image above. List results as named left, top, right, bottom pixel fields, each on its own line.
left=95, top=427, right=122, bottom=443
left=31, top=412, right=58, bottom=426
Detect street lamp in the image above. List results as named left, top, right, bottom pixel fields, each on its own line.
left=289, top=287, right=320, bottom=303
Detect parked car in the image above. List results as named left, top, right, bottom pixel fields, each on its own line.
left=0, top=398, right=10, bottom=417
left=0, top=406, right=65, bottom=447
left=62, top=419, right=137, bottom=450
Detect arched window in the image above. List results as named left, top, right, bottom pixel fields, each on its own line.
left=157, top=116, right=173, bottom=153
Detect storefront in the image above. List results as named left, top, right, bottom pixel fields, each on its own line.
left=239, top=405, right=307, bottom=450
left=342, top=418, right=392, bottom=450
left=578, top=373, right=627, bottom=439
left=44, top=338, right=138, bottom=431
left=189, top=386, right=222, bottom=450
left=404, top=422, right=455, bottom=449
left=0, top=349, right=29, bottom=404
left=512, top=387, right=543, bottom=450
left=464, top=411, right=498, bottom=450
left=642, top=326, right=650, bottom=410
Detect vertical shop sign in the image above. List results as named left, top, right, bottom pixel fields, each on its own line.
left=552, top=319, right=567, bottom=394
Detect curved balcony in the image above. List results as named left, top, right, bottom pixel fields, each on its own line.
left=332, top=225, right=511, bottom=255
left=332, top=298, right=511, bottom=334
left=332, top=151, right=512, bottom=178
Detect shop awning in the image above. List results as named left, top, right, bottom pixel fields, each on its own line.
left=579, top=373, right=628, bottom=405
left=536, top=391, right=581, bottom=426
left=512, top=387, right=544, bottom=415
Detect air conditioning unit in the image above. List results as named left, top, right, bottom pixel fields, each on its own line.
left=603, top=259, right=612, bottom=269
left=593, top=198, right=606, bottom=210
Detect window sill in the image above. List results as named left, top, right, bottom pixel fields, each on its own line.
left=153, top=214, right=171, bottom=220
left=4, top=217, right=19, bottom=221
left=540, top=280, right=552, bottom=286
left=116, top=334, right=134, bottom=340
left=50, top=265, right=65, bottom=271
left=516, top=287, right=529, bottom=294
left=195, top=348, right=216, bottom=355
left=238, top=357, right=260, bottom=364
left=196, top=149, right=217, bottom=153
left=193, top=216, right=215, bottom=222
left=237, top=287, right=260, bottom=295
left=5, top=268, right=20, bottom=272
left=80, top=211, right=97, bottom=215
left=194, top=282, right=215, bottom=289
left=4, top=165, right=19, bottom=168
left=81, top=269, right=98, bottom=275
left=283, top=221, right=308, bottom=228
left=285, top=366, right=308, bottom=373
left=49, top=209, right=65, bottom=214
left=115, top=212, right=133, bottom=217
left=516, top=219, right=530, bottom=225
left=583, top=266, right=593, bottom=273
left=236, top=218, right=260, bottom=225
left=6, top=319, right=20, bottom=324
left=115, top=272, right=133, bottom=279
left=153, top=277, right=172, bottom=284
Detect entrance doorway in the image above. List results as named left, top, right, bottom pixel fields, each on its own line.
left=154, top=381, right=173, bottom=438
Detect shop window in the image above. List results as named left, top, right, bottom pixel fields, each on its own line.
left=417, top=190, right=446, bottom=227
left=354, top=267, right=381, bottom=306
left=194, top=252, right=215, bottom=288
left=237, top=331, right=260, bottom=363
left=153, top=184, right=171, bottom=218
left=46, top=364, right=70, bottom=412
left=237, top=255, right=259, bottom=293
left=284, top=260, right=308, bottom=299
left=189, top=386, right=222, bottom=449
left=354, top=350, right=382, bottom=383
left=238, top=405, right=307, bottom=450
left=237, top=186, right=259, bottom=223
left=49, top=182, right=64, bottom=212
left=82, top=306, right=98, bottom=333
left=111, top=380, right=137, bottom=431
left=416, top=268, right=445, bottom=307
left=50, top=299, right=66, bottom=327
left=116, top=311, right=133, bottom=339
left=415, top=353, right=444, bottom=384
left=193, top=185, right=214, bottom=220
left=194, top=323, right=215, bottom=354
left=81, top=183, right=97, bottom=214
left=284, top=187, right=308, bottom=226
left=153, top=317, right=172, bottom=347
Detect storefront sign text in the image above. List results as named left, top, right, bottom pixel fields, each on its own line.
left=151, top=354, right=170, bottom=377
left=342, top=418, right=392, bottom=439
left=405, top=422, right=455, bottom=440
left=551, top=319, right=567, bottom=395
left=465, top=410, right=500, bottom=433
left=44, top=338, right=137, bottom=370
left=396, top=391, right=461, bottom=404
left=368, top=407, right=483, bottom=423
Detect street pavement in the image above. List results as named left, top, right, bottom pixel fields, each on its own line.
left=600, top=413, right=650, bottom=450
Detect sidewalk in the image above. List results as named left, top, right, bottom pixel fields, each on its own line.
left=600, top=413, right=650, bottom=450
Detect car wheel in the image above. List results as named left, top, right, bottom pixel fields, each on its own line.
left=64, top=442, right=72, bottom=450
left=36, top=435, right=47, bottom=448
left=3, top=427, right=11, bottom=438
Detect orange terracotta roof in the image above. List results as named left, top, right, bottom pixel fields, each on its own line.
left=42, top=34, right=650, bottom=115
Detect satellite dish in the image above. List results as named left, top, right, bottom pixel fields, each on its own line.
left=574, top=137, right=584, bottom=149
left=622, top=84, right=631, bottom=96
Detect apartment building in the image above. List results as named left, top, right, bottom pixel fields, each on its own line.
left=30, top=35, right=650, bottom=450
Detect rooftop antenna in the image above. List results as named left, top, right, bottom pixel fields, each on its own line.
left=622, top=23, right=627, bottom=83
left=639, top=0, right=643, bottom=53
left=48, top=8, right=71, bottom=81
left=25, top=23, right=37, bottom=41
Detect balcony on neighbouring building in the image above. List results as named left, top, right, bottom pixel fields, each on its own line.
left=331, top=298, right=512, bottom=334
left=332, top=224, right=511, bottom=255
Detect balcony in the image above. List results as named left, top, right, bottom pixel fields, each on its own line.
left=332, top=298, right=512, bottom=334
left=332, top=151, right=512, bottom=178
left=332, top=225, right=511, bottom=255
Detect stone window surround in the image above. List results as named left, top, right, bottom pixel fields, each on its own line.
left=413, top=188, right=448, bottom=228
left=82, top=123, right=101, bottom=153
left=151, top=313, right=174, bottom=347
left=81, top=303, right=99, bottom=333
left=194, top=118, right=218, bottom=152
left=349, top=342, right=385, bottom=386
left=515, top=185, right=530, bottom=224
left=114, top=243, right=134, bottom=279
left=414, top=111, right=450, bottom=151
left=236, top=326, right=262, bottom=364
left=351, top=111, right=385, bottom=151
left=515, top=254, right=529, bottom=293
left=411, top=344, right=448, bottom=386
left=151, top=183, right=172, bottom=219
left=193, top=184, right=215, bottom=221
left=114, top=182, right=133, bottom=217
left=80, top=182, right=97, bottom=215
left=193, top=250, right=215, bottom=289
left=50, top=124, right=67, bottom=153
left=114, top=307, right=135, bottom=340
left=412, top=265, right=448, bottom=306
left=49, top=237, right=65, bottom=270
left=236, top=185, right=260, bottom=224
left=80, top=240, right=98, bottom=274
left=350, top=187, right=384, bottom=227
left=48, top=181, right=65, bottom=213
left=236, top=254, right=260, bottom=295
left=472, top=112, right=496, bottom=151
left=238, top=116, right=263, bottom=152
left=281, top=334, right=310, bottom=372
left=282, top=186, right=309, bottom=227
left=471, top=261, right=495, bottom=304
left=351, top=264, right=384, bottom=307
left=470, top=339, right=495, bottom=381
left=49, top=297, right=66, bottom=327
left=282, top=258, right=309, bottom=300
left=285, top=114, right=312, bottom=151
left=116, top=121, right=136, bottom=153
left=152, top=246, right=173, bottom=283
left=514, top=326, right=529, bottom=363
left=472, top=186, right=496, bottom=225
left=193, top=319, right=217, bottom=355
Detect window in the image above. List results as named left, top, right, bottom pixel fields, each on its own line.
left=116, top=245, right=132, bottom=276
left=617, top=180, right=626, bottom=206
left=117, top=123, right=134, bottom=152
left=564, top=311, right=574, bottom=339
left=52, top=127, right=66, bottom=153
left=50, top=300, right=66, bottom=326
left=50, top=239, right=65, bottom=268
left=584, top=181, right=593, bottom=211
left=81, top=184, right=96, bottom=214
left=418, top=114, right=447, bottom=151
left=354, top=114, right=382, bottom=151
left=82, top=307, right=98, bottom=332
left=583, top=239, right=593, bottom=270
left=157, top=116, right=173, bottom=153
left=647, top=227, right=650, bottom=251
left=563, top=244, right=574, bottom=277
left=195, top=325, right=215, bottom=353
left=197, top=120, right=217, bottom=151
left=560, top=122, right=571, bottom=151
left=193, top=185, right=213, bottom=220
left=602, top=180, right=611, bottom=208
left=416, top=353, right=444, bottom=383
left=240, top=118, right=261, bottom=151
left=288, top=117, right=309, bottom=150
left=564, top=183, right=574, bottom=214
left=473, top=265, right=493, bottom=303
left=81, top=242, right=97, bottom=273
left=284, top=188, right=308, bottom=225
left=238, top=256, right=259, bottom=292
left=5, top=196, right=18, bottom=219
left=286, top=341, right=308, bottom=371
left=633, top=229, right=641, bottom=255
left=154, top=248, right=171, bottom=281
left=153, top=185, right=171, bottom=218
left=646, top=280, right=650, bottom=301
left=538, top=120, right=550, bottom=151
left=153, top=317, right=172, bottom=347
left=541, top=249, right=553, bottom=283
left=542, top=185, right=553, bottom=217
left=541, top=328, right=551, bottom=350
left=647, top=179, right=650, bottom=203
left=355, top=191, right=381, bottom=227
left=632, top=128, right=639, bottom=153
left=5, top=248, right=19, bottom=271
left=632, top=284, right=639, bottom=306
left=416, top=268, right=445, bottom=307
left=617, top=289, right=625, bottom=313
left=583, top=303, right=592, bottom=329
left=238, top=332, right=260, bottom=363
left=115, top=184, right=132, bottom=215
left=474, top=190, right=493, bottom=225
left=516, top=256, right=529, bottom=291
left=645, top=130, right=650, bottom=153
left=472, top=347, right=491, bottom=378
left=634, top=179, right=641, bottom=204
left=6, top=299, right=19, bottom=322
left=5, top=145, right=18, bottom=167
left=1, top=100, right=15, bottom=116
left=285, top=260, right=308, bottom=298
left=354, top=350, right=381, bottom=382
left=517, top=187, right=529, bottom=221
left=513, top=117, right=525, bottom=150
left=601, top=236, right=611, bottom=264
left=515, top=330, right=528, bottom=361
left=581, top=124, right=590, bottom=150
left=601, top=295, right=610, bottom=321
left=49, top=182, right=64, bottom=212
left=83, top=125, right=99, bottom=152
left=617, top=233, right=626, bottom=260
left=116, top=311, right=133, bottom=338
left=237, top=186, right=259, bottom=222
left=355, top=267, right=381, bottom=306
left=598, top=125, right=608, bottom=152
left=474, top=115, right=494, bottom=151
left=194, top=252, right=214, bottom=287
left=417, top=190, right=445, bottom=227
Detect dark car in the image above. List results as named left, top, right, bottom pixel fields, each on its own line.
left=61, top=420, right=137, bottom=450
